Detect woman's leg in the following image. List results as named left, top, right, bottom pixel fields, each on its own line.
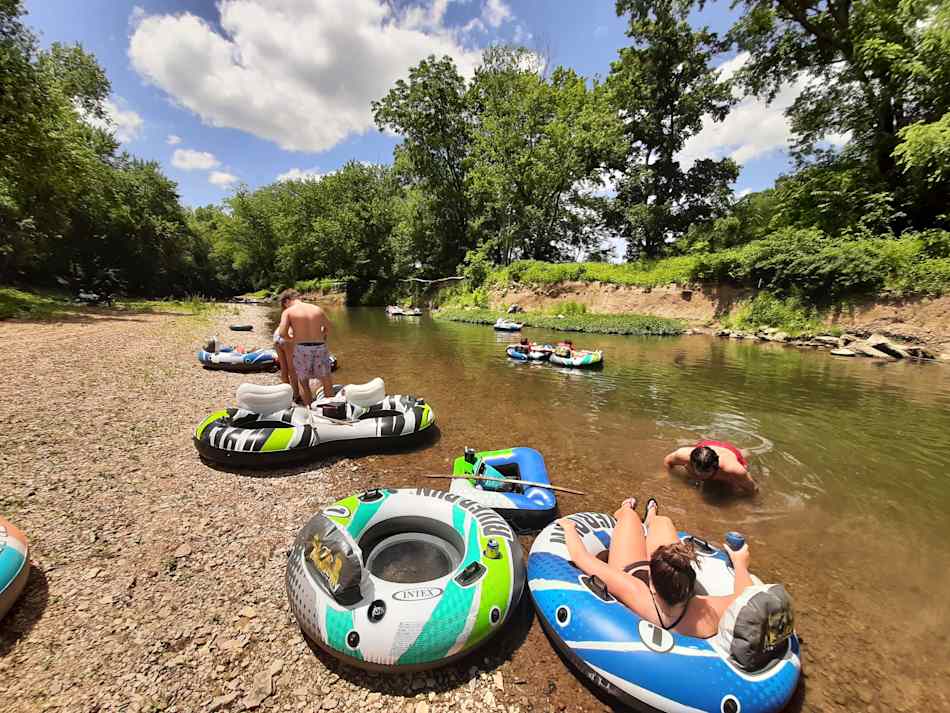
left=645, top=511, right=679, bottom=558
left=281, top=344, right=300, bottom=401
left=607, top=504, right=649, bottom=570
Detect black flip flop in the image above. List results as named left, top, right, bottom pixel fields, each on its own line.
left=645, top=498, right=659, bottom=518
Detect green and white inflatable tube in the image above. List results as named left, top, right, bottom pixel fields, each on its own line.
left=287, top=488, right=525, bottom=671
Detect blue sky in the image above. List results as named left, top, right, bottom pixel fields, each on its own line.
left=24, top=0, right=802, bottom=208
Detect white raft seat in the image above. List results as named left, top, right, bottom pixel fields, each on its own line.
left=339, top=378, right=385, bottom=407
left=237, top=382, right=293, bottom=414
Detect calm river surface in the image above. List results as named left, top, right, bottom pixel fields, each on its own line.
left=278, top=306, right=950, bottom=712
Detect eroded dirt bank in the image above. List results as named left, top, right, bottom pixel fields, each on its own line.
left=491, top=282, right=950, bottom=354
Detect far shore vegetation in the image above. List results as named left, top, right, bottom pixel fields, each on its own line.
left=2, top=1, right=948, bottom=335
left=434, top=306, right=684, bottom=337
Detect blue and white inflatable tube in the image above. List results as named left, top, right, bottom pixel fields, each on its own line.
left=0, top=516, right=29, bottom=620
left=198, top=345, right=279, bottom=372
left=528, top=513, right=801, bottom=713
left=450, top=447, right=557, bottom=533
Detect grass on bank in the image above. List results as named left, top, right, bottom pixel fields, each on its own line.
left=719, top=293, right=827, bottom=337
left=486, top=229, right=950, bottom=299
left=434, top=307, right=684, bottom=336
left=0, top=287, right=220, bottom=320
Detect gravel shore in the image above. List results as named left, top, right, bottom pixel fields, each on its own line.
left=0, top=305, right=543, bottom=713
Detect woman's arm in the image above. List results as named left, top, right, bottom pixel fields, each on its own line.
left=703, top=543, right=754, bottom=617
left=664, top=447, right=691, bottom=470
left=277, top=311, right=293, bottom=342
left=560, top=520, right=651, bottom=617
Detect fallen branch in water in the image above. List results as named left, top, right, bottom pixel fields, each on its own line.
left=422, top=473, right=587, bottom=495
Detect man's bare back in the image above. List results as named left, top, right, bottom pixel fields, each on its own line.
left=277, top=290, right=333, bottom=404
left=281, top=302, right=330, bottom=343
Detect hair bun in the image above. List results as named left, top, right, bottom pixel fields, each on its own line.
left=664, top=540, right=698, bottom=569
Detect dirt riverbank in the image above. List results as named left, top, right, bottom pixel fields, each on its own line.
left=491, top=282, right=950, bottom=356
left=0, top=304, right=533, bottom=713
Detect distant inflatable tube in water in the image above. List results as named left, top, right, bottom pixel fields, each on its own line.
left=494, top=318, right=523, bottom=332
left=229, top=324, right=254, bottom=331
left=506, top=344, right=553, bottom=362
left=528, top=514, right=801, bottom=713
left=0, top=516, right=30, bottom=620
left=286, top=488, right=525, bottom=671
left=548, top=349, right=604, bottom=369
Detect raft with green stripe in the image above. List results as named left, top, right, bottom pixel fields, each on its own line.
left=193, top=393, right=434, bottom=467
left=286, top=488, right=525, bottom=671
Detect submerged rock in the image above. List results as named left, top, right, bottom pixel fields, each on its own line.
left=831, top=348, right=856, bottom=357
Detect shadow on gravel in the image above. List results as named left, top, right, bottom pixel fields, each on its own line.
left=299, top=591, right=536, bottom=698
left=199, top=426, right=443, bottom=479
left=0, top=566, right=49, bottom=658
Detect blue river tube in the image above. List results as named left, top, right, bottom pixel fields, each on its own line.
left=528, top=513, right=801, bottom=713
left=450, top=447, right=557, bottom=533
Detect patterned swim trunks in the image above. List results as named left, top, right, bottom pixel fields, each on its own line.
left=293, top=343, right=331, bottom=379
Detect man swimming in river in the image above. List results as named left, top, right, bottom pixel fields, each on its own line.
left=276, top=289, right=333, bottom=406
left=664, top=440, right=758, bottom=494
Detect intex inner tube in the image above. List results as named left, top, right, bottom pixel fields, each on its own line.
left=194, top=382, right=435, bottom=467
left=229, top=324, right=254, bottom=331
left=0, top=516, right=30, bottom=620
left=287, top=488, right=525, bottom=671
left=528, top=514, right=801, bottom=713
left=450, top=447, right=557, bottom=533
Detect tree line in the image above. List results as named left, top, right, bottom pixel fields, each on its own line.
left=3, top=0, right=948, bottom=300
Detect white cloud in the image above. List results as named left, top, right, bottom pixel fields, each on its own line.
left=171, top=148, right=220, bottom=171
left=82, top=98, right=144, bottom=143
left=166, top=134, right=182, bottom=145
left=128, top=0, right=489, bottom=153
left=209, top=171, right=239, bottom=188
left=677, top=52, right=833, bottom=169
left=277, top=167, right=324, bottom=182
left=462, top=17, right=486, bottom=35
left=129, top=5, right=146, bottom=29
left=736, top=187, right=754, bottom=199
left=483, top=0, right=512, bottom=28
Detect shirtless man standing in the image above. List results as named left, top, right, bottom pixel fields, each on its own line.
left=664, top=440, right=758, bottom=494
left=276, top=289, right=334, bottom=405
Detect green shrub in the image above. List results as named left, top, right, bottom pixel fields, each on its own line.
left=546, top=300, right=588, bottom=316
left=294, top=277, right=346, bottom=293
left=477, top=230, right=950, bottom=302
left=723, top=293, right=822, bottom=336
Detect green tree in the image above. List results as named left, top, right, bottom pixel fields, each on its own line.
left=606, top=0, right=738, bottom=259
left=372, top=56, right=475, bottom=276
left=728, top=0, right=950, bottom=217
left=467, top=47, right=623, bottom=264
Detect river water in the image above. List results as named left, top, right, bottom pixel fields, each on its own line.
left=277, top=306, right=950, bottom=712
